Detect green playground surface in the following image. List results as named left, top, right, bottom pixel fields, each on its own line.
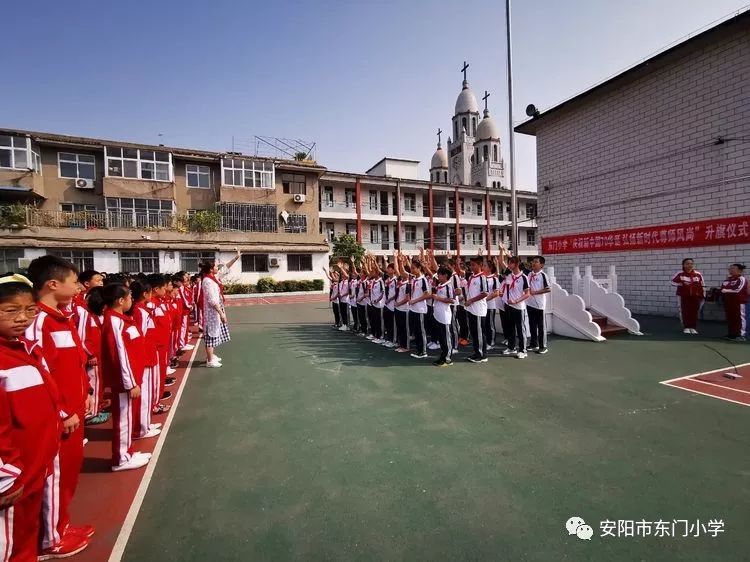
left=122, top=303, right=750, bottom=562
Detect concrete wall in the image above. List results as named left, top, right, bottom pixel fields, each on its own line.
left=534, top=20, right=750, bottom=318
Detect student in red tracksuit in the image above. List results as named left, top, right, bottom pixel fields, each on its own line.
left=0, top=274, right=72, bottom=562
left=671, top=258, right=705, bottom=335
left=75, top=287, right=109, bottom=425
left=176, top=272, right=195, bottom=353
left=145, top=274, right=172, bottom=413
left=24, top=256, right=93, bottom=558
left=721, top=263, right=748, bottom=342
left=100, top=283, right=157, bottom=471
left=169, top=283, right=183, bottom=363
left=128, top=281, right=164, bottom=437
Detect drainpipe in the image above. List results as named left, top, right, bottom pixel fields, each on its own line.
left=428, top=183, right=434, bottom=252
left=355, top=177, right=362, bottom=245
left=455, top=185, right=461, bottom=258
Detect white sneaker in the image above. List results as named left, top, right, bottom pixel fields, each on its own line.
left=366, top=335, right=375, bottom=340
left=166, top=367, right=177, bottom=375
left=502, top=348, right=517, bottom=356
left=486, top=345, right=494, bottom=351
left=133, top=451, right=152, bottom=459
left=338, top=325, right=349, bottom=332
left=205, top=359, right=222, bottom=368
left=112, top=455, right=150, bottom=472
left=427, top=342, right=440, bottom=350
left=528, top=346, right=539, bottom=352
left=180, top=344, right=195, bottom=351
left=516, top=352, right=527, bottom=359
left=690, top=329, right=699, bottom=335
left=410, top=353, right=428, bottom=359
left=683, top=328, right=691, bottom=334
left=372, top=338, right=383, bottom=344
left=213, top=355, right=222, bottom=362
left=134, top=428, right=161, bottom=440
left=150, top=423, right=163, bottom=430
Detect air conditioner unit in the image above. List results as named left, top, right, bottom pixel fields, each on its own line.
left=74, top=178, right=94, bottom=189
left=18, top=258, right=31, bottom=269
left=269, top=258, right=280, bottom=268
left=293, top=193, right=306, bottom=203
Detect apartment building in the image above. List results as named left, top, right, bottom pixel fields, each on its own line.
left=319, top=160, right=539, bottom=258
left=0, top=128, right=329, bottom=284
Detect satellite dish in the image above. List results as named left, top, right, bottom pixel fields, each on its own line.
left=525, top=104, right=539, bottom=118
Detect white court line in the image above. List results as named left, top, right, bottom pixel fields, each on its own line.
left=659, top=362, right=750, bottom=385
left=108, top=341, right=202, bottom=562
left=687, top=378, right=750, bottom=396
left=659, top=380, right=750, bottom=407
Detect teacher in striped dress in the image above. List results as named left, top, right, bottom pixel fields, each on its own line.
left=200, top=249, right=241, bottom=368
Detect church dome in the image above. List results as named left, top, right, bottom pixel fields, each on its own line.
left=431, top=146, right=448, bottom=169
left=455, top=80, right=479, bottom=114
left=475, top=109, right=500, bottom=141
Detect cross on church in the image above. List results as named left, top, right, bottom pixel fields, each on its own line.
left=461, top=61, right=469, bottom=82
left=482, top=90, right=490, bottom=112
left=437, top=128, right=442, bottom=146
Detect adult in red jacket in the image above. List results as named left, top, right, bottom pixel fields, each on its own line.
left=721, top=263, right=747, bottom=342
left=99, top=284, right=152, bottom=471
left=0, top=274, right=70, bottom=561
left=671, top=258, right=705, bottom=334
left=24, top=256, right=93, bottom=557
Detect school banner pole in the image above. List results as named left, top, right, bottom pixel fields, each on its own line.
left=505, top=0, right=519, bottom=255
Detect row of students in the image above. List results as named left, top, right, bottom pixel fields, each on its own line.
left=324, top=247, right=551, bottom=366
left=0, top=257, right=200, bottom=561
left=672, top=259, right=747, bottom=341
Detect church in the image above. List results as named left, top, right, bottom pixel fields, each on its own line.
left=429, top=63, right=506, bottom=191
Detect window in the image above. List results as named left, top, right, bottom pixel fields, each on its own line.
left=61, top=203, right=98, bottom=213
left=105, top=197, right=174, bottom=228
left=284, top=214, right=307, bottom=233
left=506, top=202, right=511, bottom=218
left=461, top=117, right=467, bottom=132
left=282, top=174, right=306, bottom=194
left=474, top=228, right=483, bottom=246
left=58, top=153, right=95, bottom=180
left=491, top=201, right=496, bottom=218
left=106, top=147, right=172, bottom=181
left=369, top=190, right=378, bottom=210
left=491, top=229, right=497, bottom=246
left=241, top=254, right=269, bottom=272
left=460, top=227, right=467, bottom=244
left=345, top=188, right=356, bottom=208
left=403, top=193, right=416, bottom=212
left=443, top=171, right=447, bottom=183
left=180, top=251, right=216, bottom=273
left=453, top=121, right=458, bottom=140
left=346, top=223, right=356, bottom=236
left=404, top=225, right=416, bottom=244
left=221, top=158, right=274, bottom=189
left=0, top=136, right=28, bottom=170
left=527, top=230, right=537, bottom=246
left=483, top=145, right=489, bottom=162
left=448, top=198, right=455, bottom=218
left=325, top=222, right=335, bottom=242
left=0, top=248, right=24, bottom=273
left=472, top=117, right=477, bottom=136
left=287, top=254, right=312, bottom=272
left=370, top=225, right=379, bottom=244
left=186, top=164, right=211, bottom=189
left=120, top=251, right=159, bottom=273
left=323, top=186, right=334, bottom=207
left=473, top=199, right=482, bottom=217
left=48, top=249, right=94, bottom=271
left=460, top=198, right=465, bottom=215
left=526, top=203, right=537, bottom=220
left=217, top=202, right=277, bottom=232
left=493, top=145, right=498, bottom=162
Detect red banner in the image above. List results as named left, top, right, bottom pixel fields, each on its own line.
left=542, top=215, right=750, bottom=255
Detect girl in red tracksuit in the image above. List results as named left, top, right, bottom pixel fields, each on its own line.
left=75, top=287, right=108, bottom=423
left=99, top=284, right=151, bottom=472
left=147, top=276, right=171, bottom=413
left=671, top=258, right=705, bottom=334
left=721, top=263, right=748, bottom=341
left=0, top=274, right=65, bottom=562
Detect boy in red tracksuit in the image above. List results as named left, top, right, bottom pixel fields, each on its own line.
left=100, top=283, right=156, bottom=471
left=0, top=274, right=75, bottom=562
left=145, top=274, right=172, bottom=413
left=75, top=287, right=109, bottom=425
left=24, top=257, right=93, bottom=558
left=169, top=283, right=183, bottom=362
left=175, top=272, right=194, bottom=353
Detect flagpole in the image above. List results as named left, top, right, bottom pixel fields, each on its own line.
left=505, top=0, right=518, bottom=255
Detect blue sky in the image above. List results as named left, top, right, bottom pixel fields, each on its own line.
left=2, top=0, right=747, bottom=189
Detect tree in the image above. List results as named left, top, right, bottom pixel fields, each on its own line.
left=331, top=233, right=365, bottom=264
left=294, top=151, right=308, bottom=161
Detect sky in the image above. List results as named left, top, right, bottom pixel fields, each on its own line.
left=2, top=0, right=747, bottom=190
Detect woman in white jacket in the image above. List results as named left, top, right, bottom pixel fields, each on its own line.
left=200, top=250, right=241, bottom=367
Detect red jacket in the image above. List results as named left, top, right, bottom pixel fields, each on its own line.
left=148, top=297, right=171, bottom=350
left=179, top=285, right=192, bottom=314
left=101, top=310, right=145, bottom=393
left=722, top=275, right=748, bottom=304
left=0, top=338, right=61, bottom=495
left=75, top=301, right=102, bottom=361
left=132, top=303, right=158, bottom=368
left=25, top=302, right=89, bottom=419
left=671, top=270, right=704, bottom=298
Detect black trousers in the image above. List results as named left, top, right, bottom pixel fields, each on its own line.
left=484, top=309, right=497, bottom=348
left=410, top=312, right=427, bottom=355
left=358, top=304, right=368, bottom=333
left=467, top=312, right=487, bottom=358
left=527, top=306, right=546, bottom=349
left=368, top=305, right=383, bottom=339
left=426, top=305, right=437, bottom=343
left=506, top=306, right=526, bottom=352
left=332, top=301, right=340, bottom=326
left=384, top=307, right=395, bottom=343
left=457, top=306, right=469, bottom=340
left=350, top=302, right=358, bottom=331
left=339, top=303, right=349, bottom=326
left=395, top=309, right=409, bottom=349
left=498, top=308, right=510, bottom=340
left=436, top=320, right=452, bottom=362
left=450, top=305, right=459, bottom=350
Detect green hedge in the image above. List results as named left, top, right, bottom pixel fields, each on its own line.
left=223, top=279, right=324, bottom=295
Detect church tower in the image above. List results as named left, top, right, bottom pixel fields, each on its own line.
left=472, top=91, right=505, bottom=188
left=448, top=62, right=480, bottom=185
left=430, top=128, right=448, bottom=183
